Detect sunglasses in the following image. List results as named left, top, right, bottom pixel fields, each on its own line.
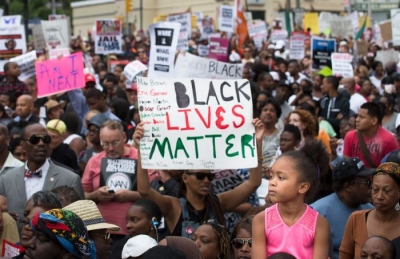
left=24, top=134, right=52, bottom=145
left=185, top=172, right=215, bottom=181
left=231, top=238, right=252, bottom=249
left=91, top=232, right=111, bottom=241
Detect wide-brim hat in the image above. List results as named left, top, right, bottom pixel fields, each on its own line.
left=64, top=200, right=120, bottom=231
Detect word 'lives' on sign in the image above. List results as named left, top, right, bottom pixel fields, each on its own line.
left=137, top=77, right=257, bottom=170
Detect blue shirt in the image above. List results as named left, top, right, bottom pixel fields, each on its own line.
left=311, top=193, right=374, bottom=259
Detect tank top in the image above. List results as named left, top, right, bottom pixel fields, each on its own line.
left=64, top=134, right=82, bottom=145
left=265, top=203, right=318, bottom=258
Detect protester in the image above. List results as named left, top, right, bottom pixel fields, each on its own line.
left=341, top=77, right=366, bottom=114
left=8, top=95, right=40, bottom=136
left=60, top=112, right=86, bottom=158
left=360, top=236, right=397, bottom=259
left=144, top=246, right=186, bottom=259
left=230, top=215, right=254, bottom=259
left=44, top=100, right=64, bottom=121
left=0, top=62, right=28, bottom=98
left=158, top=236, right=204, bottom=259
left=0, top=124, right=23, bottom=173
left=9, top=137, right=26, bottom=162
left=51, top=185, right=81, bottom=207
left=121, top=235, right=157, bottom=259
left=380, top=95, right=399, bottom=134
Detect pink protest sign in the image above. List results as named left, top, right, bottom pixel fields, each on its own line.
left=208, top=37, right=229, bottom=62
left=35, top=52, right=85, bottom=97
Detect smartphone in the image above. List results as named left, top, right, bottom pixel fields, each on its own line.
left=107, top=189, right=115, bottom=193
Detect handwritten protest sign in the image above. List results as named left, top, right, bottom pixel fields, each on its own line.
left=35, top=52, right=85, bottom=97
left=100, top=158, right=137, bottom=191
left=124, top=60, right=148, bottom=82
left=375, top=50, right=400, bottom=65
left=95, top=19, right=123, bottom=55
left=9, top=51, right=37, bottom=81
left=209, top=37, right=229, bottom=62
left=32, top=25, right=46, bottom=50
left=137, top=77, right=256, bottom=170
left=148, top=22, right=180, bottom=78
left=271, top=30, right=288, bottom=43
left=290, top=32, right=305, bottom=60
left=218, top=5, right=234, bottom=33
left=48, top=48, right=70, bottom=60
left=380, top=21, right=392, bottom=42
left=303, top=12, right=319, bottom=34
left=391, top=9, right=400, bottom=46
left=202, top=17, right=214, bottom=36
left=175, top=53, right=243, bottom=79
left=330, top=19, right=353, bottom=38
left=198, top=44, right=210, bottom=57
left=311, top=37, right=336, bottom=70
left=0, top=15, right=21, bottom=26
left=0, top=25, right=26, bottom=60
left=166, top=13, right=191, bottom=51
left=41, top=19, right=70, bottom=49
left=356, top=40, right=368, bottom=56
left=2, top=240, right=24, bottom=257
left=332, top=53, right=354, bottom=78
left=247, top=21, right=268, bottom=50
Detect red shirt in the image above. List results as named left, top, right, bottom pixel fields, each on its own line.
left=343, top=127, right=399, bottom=168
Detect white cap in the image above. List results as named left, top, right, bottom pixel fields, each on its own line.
left=269, top=71, right=280, bottom=81
left=268, top=44, right=275, bottom=49
left=229, top=51, right=241, bottom=62
left=275, top=40, right=285, bottom=49
left=340, top=41, right=348, bottom=46
left=121, top=235, right=157, bottom=259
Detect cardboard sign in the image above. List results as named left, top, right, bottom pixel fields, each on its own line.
left=48, top=48, right=70, bottom=60
left=166, top=13, right=191, bottom=51
left=330, top=19, right=353, bottom=38
left=375, top=50, right=400, bottom=66
left=303, top=12, right=319, bottom=34
left=2, top=240, right=24, bottom=257
left=9, top=51, right=37, bottom=81
left=137, top=77, right=256, bottom=170
left=311, top=37, right=336, bottom=70
left=247, top=21, right=268, bottom=50
left=209, top=37, right=229, bottom=62
left=380, top=21, right=392, bottom=42
left=148, top=22, right=180, bottom=78
left=289, top=32, right=305, bottom=60
left=0, top=25, right=27, bottom=59
left=332, top=53, right=354, bottom=78
left=35, top=52, right=85, bottom=97
left=124, top=60, right=148, bottom=82
left=32, top=25, right=46, bottom=50
left=95, top=19, right=123, bottom=54
left=100, top=158, right=137, bottom=191
left=175, top=53, right=243, bottom=79
left=41, top=20, right=70, bottom=49
left=218, top=5, right=234, bottom=33
left=211, top=169, right=244, bottom=193
left=356, top=40, right=368, bottom=56
left=271, top=29, right=288, bottom=43
left=0, top=15, right=21, bottom=26
left=391, top=9, right=400, bottom=46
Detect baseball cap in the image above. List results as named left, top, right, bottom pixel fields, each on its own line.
left=381, top=149, right=400, bottom=164
left=46, top=119, right=67, bottom=135
left=87, top=113, right=109, bottom=129
left=269, top=71, right=280, bottom=81
left=275, top=40, right=285, bottom=50
left=122, top=235, right=157, bottom=259
left=333, top=157, right=375, bottom=181
left=85, top=74, right=96, bottom=84
left=44, top=100, right=61, bottom=111
left=126, top=82, right=138, bottom=91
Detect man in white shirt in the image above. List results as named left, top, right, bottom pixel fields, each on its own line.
left=341, top=77, right=366, bottom=114
left=0, top=124, right=23, bottom=174
left=285, top=60, right=308, bottom=84
left=274, top=40, right=290, bottom=60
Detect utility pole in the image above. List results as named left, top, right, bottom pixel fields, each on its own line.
left=24, top=0, right=28, bottom=43
left=125, top=0, right=133, bottom=35
left=52, top=0, right=56, bottom=14
left=367, top=0, right=372, bottom=23
left=140, top=0, right=143, bottom=31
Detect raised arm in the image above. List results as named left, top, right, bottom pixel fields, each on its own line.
left=218, top=118, right=264, bottom=212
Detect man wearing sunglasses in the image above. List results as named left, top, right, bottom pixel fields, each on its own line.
left=0, top=123, right=84, bottom=232
left=310, top=157, right=374, bottom=259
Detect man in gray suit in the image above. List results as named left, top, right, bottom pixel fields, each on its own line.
left=0, top=123, right=84, bottom=223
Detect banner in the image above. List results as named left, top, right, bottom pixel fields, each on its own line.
left=303, top=13, right=319, bottom=34
left=35, top=52, right=85, bottom=97
left=0, top=16, right=21, bottom=26
left=41, top=20, right=70, bottom=49
left=32, top=25, right=46, bottom=50
left=166, top=13, right=191, bottom=51
left=289, top=32, right=305, bottom=60
left=100, top=158, right=137, bottom=191
left=311, top=37, right=336, bottom=70
left=137, top=77, right=256, bottom=169
left=0, top=25, right=27, bottom=60
left=148, top=22, right=180, bottom=78
left=209, top=37, right=229, bottom=62
left=218, top=5, right=234, bottom=33
left=124, top=60, right=148, bottom=82
left=175, top=53, right=243, bottom=79
left=9, top=51, right=37, bottom=81
left=247, top=21, right=268, bottom=50
left=330, top=19, right=353, bottom=38
left=48, top=48, right=70, bottom=60
left=95, top=19, right=123, bottom=55
left=391, top=9, right=400, bottom=46
left=318, top=12, right=338, bottom=35
left=331, top=53, right=354, bottom=78
left=271, top=29, right=288, bottom=43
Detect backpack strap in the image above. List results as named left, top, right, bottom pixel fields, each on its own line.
left=356, top=130, right=375, bottom=168
left=179, top=198, right=189, bottom=220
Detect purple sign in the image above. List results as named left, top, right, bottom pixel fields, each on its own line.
left=208, top=37, right=229, bottom=62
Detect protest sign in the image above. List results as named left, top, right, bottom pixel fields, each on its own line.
left=95, top=19, right=123, bottom=55
left=209, top=37, right=229, bottom=62
left=202, top=17, right=214, bottom=36
left=137, top=77, right=256, bottom=170
left=330, top=19, right=353, bottom=38
left=391, top=9, right=400, bottom=46
left=193, top=11, right=204, bottom=28
left=289, top=32, right=305, bottom=60
left=48, top=48, right=70, bottom=60
left=318, top=12, right=338, bottom=34
left=124, top=60, right=148, bottom=82
left=247, top=21, right=268, bottom=50
left=41, top=19, right=70, bottom=49
left=0, top=25, right=26, bottom=60
left=212, top=169, right=244, bottom=193
left=311, top=37, right=336, bottom=70
left=35, top=52, right=85, bottom=97
left=331, top=53, right=354, bottom=78
left=175, top=53, right=243, bottom=79
left=271, top=30, right=288, bottom=43
left=0, top=15, right=21, bottom=26
left=375, top=50, right=400, bottom=65
left=303, top=12, right=319, bottom=34
left=32, top=25, right=46, bottom=50
left=48, top=14, right=67, bottom=20
left=349, top=11, right=359, bottom=32
left=100, top=158, right=137, bottom=191
left=380, top=21, right=392, bottom=42
left=9, top=51, right=37, bottom=81
left=167, top=13, right=191, bottom=51
left=218, top=5, right=234, bottom=33
left=148, top=22, right=180, bottom=78
left=198, top=44, right=210, bottom=57
left=356, top=40, right=368, bottom=56
left=2, top=240, right=24, bottom=257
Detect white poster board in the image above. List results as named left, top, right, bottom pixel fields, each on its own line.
left=32, top=25, right=46, bottom=50
left=166, top=13, right=191, bottom=51
left=0, top=25, right=27, bottom=60
left=271, top=30, right=288, bottom=43
left=218, top=5, right=234, bottom=33
left=330, top=19, right=353, bottom=38
left=137, top=77, right=256, bottom=169
left=94, top=19, right=123, bottom=55
left=41, top=20, right=70, bottom=49
left=391, top=9, right=400, bottom=46
left=0, top=15, right=21, bottom=26
left=9, top=51, right=37, bottom=81
left=247, top=21, right=268, bottom=50
left=123, top=60, right=148, bottom=82
left=290, top=33, right=305, bottom=60
left=331, top=53, right=354, bottom=78
left=175, top=53, right=243, bottom=79
left=375, top=50, right=400, bottom=65
left=48, top=48, right=70, bottom=60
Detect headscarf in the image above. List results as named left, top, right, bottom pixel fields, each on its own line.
left=30, top=209, right=96, bottom=259
left=374, top=162, right=400, bottom=185
left=165, top=236, right=204, bottom=259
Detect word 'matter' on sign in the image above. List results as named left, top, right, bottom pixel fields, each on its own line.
left=138, top=77, right=256, bottom=170
left=35, top=52, right=85, bottom=97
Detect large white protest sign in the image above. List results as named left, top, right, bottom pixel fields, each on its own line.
left=124, top=60, right=148, bottom=82
left=0, top=25, right=27, bottom=60
left=376, top=50, right=400, bottom=65
left=271, top=30, right=288, bottom=43
left=148, top=22, right=180, bottom=78
left=212, top=169, right=244, bottom=193
left=9, top=51, right=37, bottom=81
left=331, top=53, right=354, bottom=78
left=330, top=19, right=353, bottom=38
left=41, top=19, right=70, bottom=49
left=349, top=11, right=359, bottom=32
left=175, top=53, right=243, bottom=79
left=166, top=13, right=191, bottom=51
left=48, top=48, right=70, bottom=60
left=32, top=25, right=46, bottom=50
left=0, top=15, right=21, bottom=26
left=391, top=9, right=400, bottom=46
left=95, top=19, right=123, bottom=55
left=290, top=33, right=305, bottom=60
left=218, top=5, right=234, bottom=33
left=319, top=12, right=338, bottom=34
left=137, top=77, right=256, bottom=170
left=247, top=21, right=268, bottom=50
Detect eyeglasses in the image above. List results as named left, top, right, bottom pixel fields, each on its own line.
left=88, top=128, right=100, bottom=134
left=231, top=238, right=252, bottom=249
left=91, top=232, right=111, bottom=241
left=23, top=134, right=52, bottom=145
left=185, top=172, right=215, bottom=181
left=101, top=137, right=122, bottom=148
left=353, top=180, right=371, bottom=187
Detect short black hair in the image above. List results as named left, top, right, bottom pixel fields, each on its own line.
left=381, top=76, right=394, bottom=85
left=86, top=88, right=104, bottom=100
left=114, top=64, right=125, bottom=71
left=282, top=124, right=301, bottom=142
left=3, top=61, right=15, bottom=72
left=332, top=174, right=357, bottom=192
left=325, top=76, right=340, bottom=90
left=360, top=102, right=383, bottom=125
left=268, top=252, right=297, bottom=259
left=258, top=98, right=282, bottom=119
left=60, top=112, right=81, bottom=134
left=104, top=73, right=118, bottom=85
left=132, top=198, right=162, bottom=223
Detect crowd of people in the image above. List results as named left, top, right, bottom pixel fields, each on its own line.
left=0, top=14, right=398, bottom=259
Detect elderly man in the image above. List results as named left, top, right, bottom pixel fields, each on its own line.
left=8, top=95, right=40, bottom=137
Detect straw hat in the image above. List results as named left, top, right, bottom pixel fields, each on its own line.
left=64, top=200, right=120, bottom=231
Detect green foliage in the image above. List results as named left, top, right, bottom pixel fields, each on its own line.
left=1, top=0, right=73, bottom=20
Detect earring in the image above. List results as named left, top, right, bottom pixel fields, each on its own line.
left=396, top=201, right=400, bottom=211
left=151, top=227, right=154, bottom=230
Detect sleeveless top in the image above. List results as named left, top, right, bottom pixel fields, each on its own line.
left=265, top=203, right=318, bottom=258
left=64, top=134, right=82, bottom=145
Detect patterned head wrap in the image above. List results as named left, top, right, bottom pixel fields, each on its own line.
left=374, top=162, right=400, bottom=185
left=31, top=209, right=96, bottom=259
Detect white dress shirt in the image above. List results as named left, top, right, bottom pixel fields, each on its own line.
left=0, top=152, right=23, bottom=174
left=25, top=159, right=50, bottom=200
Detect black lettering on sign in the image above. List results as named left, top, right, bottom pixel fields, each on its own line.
left=155, top=28, right=174, bottom=46
left=174, top=82, right=190, bottom=108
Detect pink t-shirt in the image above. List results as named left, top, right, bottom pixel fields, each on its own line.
left=265, top=204, right=318, bottom=258
left=343, top=127, right=399, bottom=168
left=82, top=145, right=138, bottom=235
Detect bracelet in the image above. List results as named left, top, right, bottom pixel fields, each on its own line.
left=258, top=156, right=264, bottom=163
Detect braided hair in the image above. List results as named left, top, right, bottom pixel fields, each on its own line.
left=201, top=220, right=231, bottom=259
